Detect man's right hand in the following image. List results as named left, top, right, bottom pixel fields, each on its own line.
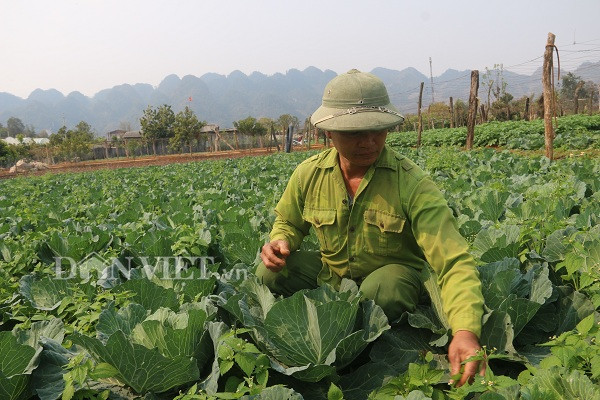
left=260, top=240, right=290, bottom=272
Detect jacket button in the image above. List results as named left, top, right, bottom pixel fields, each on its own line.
left=342, top=199, right=347, bottom=205
left=349, top=256, right=355, bottom=262
left=379, top=223, right=385, bottom=229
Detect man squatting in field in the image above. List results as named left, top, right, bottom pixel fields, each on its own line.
left=257, top=69, right=485, bottom=386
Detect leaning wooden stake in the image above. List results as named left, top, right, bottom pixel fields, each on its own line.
left=466, top=70, right=479, bottom=150
left=449, top=97, right=455, bottom=128
left=417, top=82, right=424, bottom=147
left=524, top=97, right=530, bottom=121
left=542, top=32, right=556, bottom=161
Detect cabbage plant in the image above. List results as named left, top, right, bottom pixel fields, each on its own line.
left=71, top=298, right=218, bottom=395
left=221, top=279, right=390, bottom=382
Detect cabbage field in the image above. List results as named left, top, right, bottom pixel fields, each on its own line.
left=1, top=118, right=600, bottom=399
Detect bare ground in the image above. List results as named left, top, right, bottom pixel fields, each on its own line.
left=0, top=145, right=326, bottom=180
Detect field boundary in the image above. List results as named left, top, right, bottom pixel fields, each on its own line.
left=0, top=144, right=326, bottom=180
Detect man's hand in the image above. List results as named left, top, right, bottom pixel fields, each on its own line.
left=260, top=240, right=290, bottom=272
left=448, top=330, right=485, bottom=387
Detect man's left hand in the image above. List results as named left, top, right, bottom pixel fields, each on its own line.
left=448, top=330, right=485, bottom=387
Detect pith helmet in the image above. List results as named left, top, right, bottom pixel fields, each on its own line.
left=310, top=69, right=404, bottom=132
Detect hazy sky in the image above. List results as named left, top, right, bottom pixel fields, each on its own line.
left=1, top=0, right=599, bottom=98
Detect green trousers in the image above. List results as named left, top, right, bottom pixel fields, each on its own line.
left=255, top=250, right=423, bottom=321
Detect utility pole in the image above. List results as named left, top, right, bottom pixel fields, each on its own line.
left=449, top=97, right=455, bottom=128
left=466, top=70, right=479, bottom=150
left=429, top=57, right=435, bottom=104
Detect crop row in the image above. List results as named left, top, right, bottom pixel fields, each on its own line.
left=387, top=114, right=600, bottom=150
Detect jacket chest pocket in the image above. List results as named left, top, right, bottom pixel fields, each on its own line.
left=363, top=209, right=406, bottom=256
left=303, top=208, right=338, bottom=252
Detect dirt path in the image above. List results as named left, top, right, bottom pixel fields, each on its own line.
left=0, top=145, right=326, bottom=180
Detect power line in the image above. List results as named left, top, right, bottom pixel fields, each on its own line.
left=561, top=48, right=600, bottom=53
left=559, top=37, right=600, bottom=47
left=504, top=55, right=544, bottom=69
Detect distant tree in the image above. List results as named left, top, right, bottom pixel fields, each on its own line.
left=0, top=123, right=7, bottom=138
left=454, top=99, right=468, bottom=127
left=560, top=72, right=589, bottom=113
left=74, top=121, right=94, bottom=139
left=560, top=72, right=584, bottom=101
left=48, top=122, right=93, bottom=161
left=512, top=95, right=532, bottom=120
left=7, top=117, right=25, bottom=137
left=276, top=114, right=300, bottom=133
left=481, top=67, right=495, bottom=114
left=170, top=106, right=206, bottom=154
left=257, top=117, right=275, bottom=132
left=583, top=81, right=598, bottom=110
left=24, top=124, right=36, bottom=137
left=49, top=126, right=67, bottom=146
left=0, top=139, right=9, bottom=159
left=140, top=104, right=175, bottom=155
left=37, top=130, right=49, bottom=138
left=234, top=116, right=267, bottom=147
left=0, top=139, right=19, bottom=166
left=481, top=64, right=508, bottom=121
left=426, top=102, right=452, bottom=128
left=234, top=116, right=267, bottom=136
left=126, top=140, right=140, bottom=159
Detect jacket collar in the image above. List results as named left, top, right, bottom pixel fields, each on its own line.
left=316, top=145, right=398, bottom=171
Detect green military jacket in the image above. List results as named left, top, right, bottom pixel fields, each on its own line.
left=270, top=145, right=484, bottom=336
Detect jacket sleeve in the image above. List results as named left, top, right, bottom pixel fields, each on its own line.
left=270, top=166, right=312, bottom=252
left=406, top=175, right=484, bottom=337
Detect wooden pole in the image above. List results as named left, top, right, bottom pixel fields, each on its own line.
left=306, top=123, right=310, bottom=150
left=449, top=97, right=455, bottom=128
left=542, top=32, right=556, bottom=161
left=524, top=97, right=530, bottom=121
left=417, top=82, right=424, bottom=147
left=466, top=70, right=479, bottom=150
left=574, top=81, right=584, bottom=114
left=272, top=124, right=280, bottom=152
left=214, top=127, right=220, bottom=152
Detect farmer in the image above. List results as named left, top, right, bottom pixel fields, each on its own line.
left=256, top=69, right=485, bottom=386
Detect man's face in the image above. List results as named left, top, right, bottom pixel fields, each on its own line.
left=327, top=130, right=388, bottom=167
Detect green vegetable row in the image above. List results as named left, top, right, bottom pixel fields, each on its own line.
left=387, top=114, right=600, bottom=150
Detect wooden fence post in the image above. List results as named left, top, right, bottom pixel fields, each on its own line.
left=542, top=32, right=556, bottom=161
left=449, top=97, right=455, bottom=128
left=524, top=97, right=530, bottom=121
left=466, top=70, right=479, bottom=150
left=417, top=82, right=424, bottom=147
left=480, top=104, right=486, bottom=124
left=574, top=81, right=584, bottom=114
